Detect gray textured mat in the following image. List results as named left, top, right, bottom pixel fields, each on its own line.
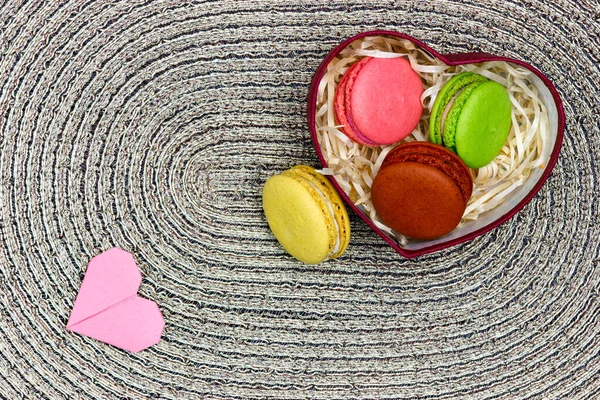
left=1, top=1, right=599, bottom=399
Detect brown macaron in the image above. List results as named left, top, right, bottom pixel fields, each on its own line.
left=371, top=142, right=473, bottom=240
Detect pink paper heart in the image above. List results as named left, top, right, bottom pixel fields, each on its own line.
left=67, top=248, right=165, bottom=353
left=307, top=30, right=565, bottom=258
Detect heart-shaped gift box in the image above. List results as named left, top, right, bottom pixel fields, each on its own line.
left=307, top=30, right=565, bottom=258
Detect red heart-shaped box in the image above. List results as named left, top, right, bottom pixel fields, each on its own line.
left=307, top=30, right=565, bottom=258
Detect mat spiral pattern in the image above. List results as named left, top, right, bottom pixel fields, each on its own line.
left=1, top=1, right=599, bottom=399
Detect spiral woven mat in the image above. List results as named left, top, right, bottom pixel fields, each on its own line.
left=1, top=0, right=599, bottom=399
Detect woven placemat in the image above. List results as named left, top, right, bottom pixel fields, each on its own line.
left=1, top=1, right=599, bottom=399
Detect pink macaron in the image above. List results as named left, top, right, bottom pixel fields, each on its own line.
left=334, top=57, right=424, bottom=146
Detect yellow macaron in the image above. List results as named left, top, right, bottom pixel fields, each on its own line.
left=262, top=165, right=351, bottom=264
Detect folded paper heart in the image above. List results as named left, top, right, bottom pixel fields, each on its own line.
left=67, top=248, right=165, bottom=353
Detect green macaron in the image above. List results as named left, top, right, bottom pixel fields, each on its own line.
left=429, top=72, right=512, bottom=169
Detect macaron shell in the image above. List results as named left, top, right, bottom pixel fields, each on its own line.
left=452, top=81, right=512, bottom=168
left=281, top=169, right=338, bottom=258
left=262, top=175, right=331, bottom=264
left=429, top=72, right=488, bottom=145
left=334, top=58, right=376, bottom=146
left=289, top=165, right=351, bottom=259
left=347, top=57, right=424, bottom=145
left=371, top=161, right=466, bottom=240
left=383, top=142, right=473, bottom=203
left=441, top=79, right=487, bottom=153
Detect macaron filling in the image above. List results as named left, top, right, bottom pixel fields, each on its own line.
left=345, top=110, right=379, bottom=146
left=287, top=165, right=351, bottom=259
left=305, top=179, right=341, bottom=258
left=439, top=90, right=462, bottom=139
